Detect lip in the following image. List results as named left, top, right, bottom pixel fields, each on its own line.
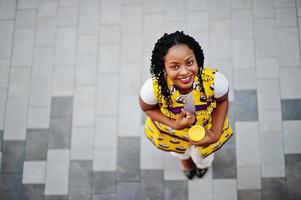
left=178, top=76, right=193, bottom=84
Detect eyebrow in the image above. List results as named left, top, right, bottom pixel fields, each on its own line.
left=167, top=56, right=193, bottom=65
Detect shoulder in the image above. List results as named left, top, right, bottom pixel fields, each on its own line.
left=140, top=78, right=158, bottom=105
left=214, top=71, right=229, bottom=98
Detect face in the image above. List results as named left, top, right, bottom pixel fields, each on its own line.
left=164, top=44, right=199, bottom=94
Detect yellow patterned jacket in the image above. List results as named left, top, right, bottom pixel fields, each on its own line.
left=144, top=68, right=233, bottom=157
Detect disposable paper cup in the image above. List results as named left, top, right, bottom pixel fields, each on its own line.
left=188, top=125, right=205, bottom=142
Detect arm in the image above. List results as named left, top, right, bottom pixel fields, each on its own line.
left=139, top=97, right=195, bottom=130
left=191, top=91, right=229, bottom=146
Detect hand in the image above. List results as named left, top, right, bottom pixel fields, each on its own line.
left=174, top=109, right=196, bottom=130
left=189, top=128, right=219, bottom=146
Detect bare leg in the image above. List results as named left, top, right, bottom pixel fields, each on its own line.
left=180, top=157, right=196, bottom=171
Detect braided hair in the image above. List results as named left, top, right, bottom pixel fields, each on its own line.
left=150, top=31, right=205, bottom=109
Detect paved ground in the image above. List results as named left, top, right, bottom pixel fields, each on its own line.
left=0, top=0, right=301, bottom=199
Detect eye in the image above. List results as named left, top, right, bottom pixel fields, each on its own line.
left=186, top=60, right=193, bottom=66
left=170, top=65, right=179, bottom=70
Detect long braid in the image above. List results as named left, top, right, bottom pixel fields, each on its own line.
left=150, top=31, right=205, bottom=109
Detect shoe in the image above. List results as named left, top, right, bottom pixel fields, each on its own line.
left=183, top=169, right=196, bottom=180
left=195, top=168, right=208, bottom=178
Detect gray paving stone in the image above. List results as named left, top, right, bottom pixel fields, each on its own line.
left=99, top=0, right=121, bottom=24
left=35, top=18, right=56, bottom=47
left=71, top=127, right=94, bottom=160
left=259, top=131, right=285, bottom=177
left=275, top=8, right=297, bottom=28
left=164, top=152, right=187, bottom=180
left=209, top=21, right=232, bottom=59
left=165, top=0, right=186, bottom=22
left=213, top=179, right=237, bottom=200
left=29, top=76, right=52, bottom=107
left=99, top=24, right=120, bottom=44
left=0, top=20, right=14, bottom=58
left=277, top=28, right=300, bottom=67
left=234, top=68, right=257, bottom=90
left=262, top=178, right=288, bottom=200
left=233, top=39, right=255, bottom=69
left=255, top=58, right=279, bottom=78
left=11, top=29, right=34, bottom=66
left=78, top=0, right=98, bottom=35
left=252, top=0, right=274, bottom=18
left=92, top=194, right=116, bottom=200
left=0, top=59, right=9, bottom=88
left=212, top=145, right=236, bottom=179
left=27, top=106, right=51, bottom=129
left=119, top=63, right=141, bottom=94
left=17, top=0, right=37, bottom=9
left=98, top=44, right=120, bottom=74
left=57, top=7, right=78, bottom=26
left=1, top=141, right=25, bottom=173
left=73, top=86, right=95, bottom=126
left=234, top=90, right=258, bottom=121
left=8, top=67, right=31, bottom=99
left=0, top=130, right=3, bottom=151
left=0, top=89, right=7, bottom=130
left=275, top=0, right=295, bottom=7
left=37, top=0, right=57, bottom=18
left=52, top=66, right=74, bottom=96
left=257, top=78, right=281, bottom=110
left=4, top=98, right=28, bottom=140
left=59, top=0, right=79, bottom=7
left=283, top=121, right=301, bottom=154
left=140, top=170, right=164, bottom=200
left=285, top=154, right=301, bottom=199
left=48, top=117, right=72, bottom=149
left=45, top=150, right=70, bottom=195
left=143, top=13, right=165, bottom=50
left=235, top=122, right=260, bottom=167
left=51, top=96, right=73, bottom=118
left=77, top=35, right=98, bottom=56
left=95, top=116, right=118, bottom=148
left=188, top=178, right=212, bottom=200
left=117, top=137, right=140, bottom=181
left=258, top=110, right=282, bottom=132
left=55, top=27, right=76, bottom=65
left=144, top=0, right=165, bottom=12
left=121, top=33, right=142, bottom=64
left=118, top=94, right=142, bottom=137
left=21, top=184, right=45, bottom=200
left=254, top=19, right=277, bottom=59
left=32, top=47, right=54, bottom=77
left=116, top=182, right=140, bottom=200
left=0, top=173, right=22, bottom=198
left=93, top=171, right=116, bottom=194
left=0, top=0, right=16, bottom=19
left=281, top=99, right=301, bottom=120
left=93, top=148, right=117, bottom=171
left=280, top=68, right=301, bottom=99
left=237, top=166, right=261, bottom=190
left=208, top=0, right=230, bottom=20
left=45, top=195, right=68, bottom=200
left=69, top=161, right=92, bottom=200
left=121, top=4, right=142, bottom=33
left=231, top=0, right=251, bottom=10
left=15, top=9, right=35, bottom=30
left=96, top=74, right=119, bottom=115
left=232, top=10, right=253, bottom=39
left=237, top=190, right=261, bottom=200
left=22, top=161, right=46, bottom=184
left=164, top=180, right=188, bottom=200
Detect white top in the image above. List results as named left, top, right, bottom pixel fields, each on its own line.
left=140, top=71, right=229, bottom=111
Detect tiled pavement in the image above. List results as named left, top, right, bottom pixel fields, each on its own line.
left=0, top=0, right=301, bottom=199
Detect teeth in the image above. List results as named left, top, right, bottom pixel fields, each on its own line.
left=181, top=77, right=190, bottom=81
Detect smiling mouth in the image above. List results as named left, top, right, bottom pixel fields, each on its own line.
left=179, top=76, right=192, bottom=84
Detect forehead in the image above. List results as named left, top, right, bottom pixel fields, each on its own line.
left=164, top=44, right=194, bottom=61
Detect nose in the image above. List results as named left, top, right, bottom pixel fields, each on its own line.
left=179, top=65, right=189, bottom=75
